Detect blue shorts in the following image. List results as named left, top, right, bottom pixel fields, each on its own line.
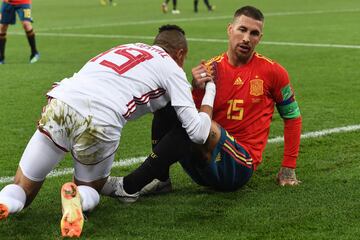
left=0, top=3, right=33, bottom=24
left=180, top=127, right=253, bottom=191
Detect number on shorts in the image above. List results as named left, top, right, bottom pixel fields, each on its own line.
left=23, top=9, right=31, bottom=19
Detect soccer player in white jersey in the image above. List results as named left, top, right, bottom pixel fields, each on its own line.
left=0, top=24, right=216, bottom=238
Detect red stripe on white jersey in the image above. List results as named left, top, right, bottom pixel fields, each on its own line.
left=123, top=88, right=166, bottom=119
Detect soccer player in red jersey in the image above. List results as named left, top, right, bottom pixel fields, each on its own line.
left=0, top=0, right=40, bottom=64
left=101, top=6, right=302, bottom=201
left=190, top=9, right=302, bottom=185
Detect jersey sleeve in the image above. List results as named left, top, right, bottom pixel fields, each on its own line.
left=271, top=63, right=301, bottom=119
left=282, top=117, right=302, bottom=168
left=270, top=63, right=302, bottom=168
left=192, top=88, right=205, bottom=109
left=174, top=106, right=211, bottom=144
left=165, top=69, right=196, bottom=108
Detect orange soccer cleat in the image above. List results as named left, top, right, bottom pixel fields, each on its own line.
left=60, top=182, right=84, bottom=238
left=0, top=203, right=9, bottom=220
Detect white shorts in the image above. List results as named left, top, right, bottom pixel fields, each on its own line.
left=19, top=130, right=117, bottom=182
left=38, top=98, right=121, bottom=165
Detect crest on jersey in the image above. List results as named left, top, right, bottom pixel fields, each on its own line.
left=250, top=79, right=264, bottom=96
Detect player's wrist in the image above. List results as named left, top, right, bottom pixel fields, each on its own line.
left=201, top=81, right=216, bottom=107
left=281, top=156, right=297, bottom=169
left=280, top=165, right=295, bottom=169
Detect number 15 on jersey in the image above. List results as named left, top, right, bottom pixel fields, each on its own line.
left=227, top=99, right=244, bottom=120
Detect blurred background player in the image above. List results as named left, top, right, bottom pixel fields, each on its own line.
left=162, top=0, right=180, bottom=14
left=0, top=0, right=40, bottom=64
left=100, top=0, right=117, bottom=7
left=194, top=0, right=215, bottom=13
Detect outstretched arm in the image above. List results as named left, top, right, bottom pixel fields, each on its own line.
left=174, top=81, right=216, bottom=144
left=277, top=117, right=302, bottom=186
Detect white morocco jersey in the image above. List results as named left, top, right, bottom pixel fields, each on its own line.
left=47, top=43, right=195, bottom=129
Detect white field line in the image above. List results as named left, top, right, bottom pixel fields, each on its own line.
left=7, top=31, right=360, bottom=49
left=1, top=124, right=360, bottom=184
left=37, top=8, right=360, bottom=31
left=268, top=124, right=360, bottom=143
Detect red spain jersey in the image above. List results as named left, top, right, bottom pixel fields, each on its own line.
left=4, top=0, right=31, bottom=5
left=193, top=52, right=297, bottom=169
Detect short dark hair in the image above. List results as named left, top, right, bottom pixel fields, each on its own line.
left=158, top=24, right=185, bottom=36
left=233, top=6, right=264, bottom=22
left=153, top=24, right=187, bottom=55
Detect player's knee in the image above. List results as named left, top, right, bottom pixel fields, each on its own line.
left=22, top=21, right=32, bottom=32
left=190, top=144, right=212, bottom=165
left=0, top=32, right=6, bottom=40
left=0, top=24, right=8, bottom=34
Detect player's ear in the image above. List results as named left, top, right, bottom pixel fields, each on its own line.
left=175, top=48, right=187, bottom=68
left=227, top=23, right=233, bottom=37
left=259, top=32, right=264, bottom=41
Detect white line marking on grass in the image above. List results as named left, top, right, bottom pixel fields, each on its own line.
left=17, top=32, right=155, bottom=40
left=0, top=177, right=13, bottom=184
left=260, top=41, right=360, bottom=49
left=1, top=124, right=359, bottom=184
left=268, top=124, right=360, bottom=143
left=0, top=157, right=145, bottom=184
left=38, top=8, right=360, bottom=31
left=188, top=38, right=360, bottom=49
left=8, top=32, right=360, bottom=50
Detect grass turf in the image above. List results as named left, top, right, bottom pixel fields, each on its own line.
left=0, top=0, right=359, bottom=239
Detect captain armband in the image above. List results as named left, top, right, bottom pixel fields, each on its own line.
left=276, top=101, right=301, bottom=119
left=277, top=84, right=301, bottom=119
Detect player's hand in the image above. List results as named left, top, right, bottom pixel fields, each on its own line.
left=276, top=167, right=301, bottom=186
left=191, top=60, right=213, bottom=89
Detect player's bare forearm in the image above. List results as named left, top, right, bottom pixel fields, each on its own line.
left=277, top=167, right=301, bottom=186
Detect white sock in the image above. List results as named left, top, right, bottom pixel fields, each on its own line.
left=0, top=184, right=26, bottom=214
left=78, top=185, right=100, bottom=212
left=100, top=177, right=115, bottom=196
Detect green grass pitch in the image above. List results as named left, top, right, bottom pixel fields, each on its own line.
left=0, top=0, right=360, bottom=239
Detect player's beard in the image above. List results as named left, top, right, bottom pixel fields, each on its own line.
left=234, top=44, right=253, bottom=64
